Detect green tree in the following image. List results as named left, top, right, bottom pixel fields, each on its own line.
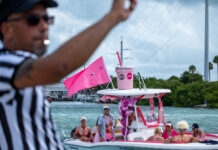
left=180, top=71, right=190, bottom=84
left=173, top=82, right=205, bottom=107
left=180, top=66, right=203, bottom=84
left=168, top=75, right=179, bottom=81
left=213, top=55, right=218, bottom=81
left=193, top=73, right=203, bottom=82
left=204, top=81, right=218, bottom=108
left=189, top=65, right=196, bottom=82
left=209, top=62, right=213, bottom=82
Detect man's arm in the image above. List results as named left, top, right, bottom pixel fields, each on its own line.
left=97, top=125, right=104, bottom=142
left=14, top=0, right=137, bottom=88
left=87, top=128, right=92, bottom=141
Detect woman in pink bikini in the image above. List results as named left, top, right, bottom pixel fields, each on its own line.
left=192, top=123, right=205, bottom=140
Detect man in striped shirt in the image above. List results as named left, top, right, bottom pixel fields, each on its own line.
left=0, top=0, right=137, bottom=149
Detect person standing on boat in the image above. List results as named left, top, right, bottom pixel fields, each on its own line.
left=98, top=105, right=115, bottom=141
left=73, top=116, right=92, bottom=142
left=0, top=0, right=137, bottom=149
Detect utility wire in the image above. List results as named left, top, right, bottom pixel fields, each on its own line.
left=123, top=0, right=159, bottom=47
left=209, top=0, right=218, bottom=4
left=146, top=1, right=185, bottom=43
left=158, top=4, right=203, bottom=52
left=128, top=0, right=174, bottom=48
left=139, top=3, right=203, bottom=62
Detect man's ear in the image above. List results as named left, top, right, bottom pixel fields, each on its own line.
left=1, top=22, right=14, bottom=41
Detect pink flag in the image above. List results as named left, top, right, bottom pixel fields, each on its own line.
left=64, top=57, right=110, bottom=97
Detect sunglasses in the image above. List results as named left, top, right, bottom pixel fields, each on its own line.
left=6, top=14, right=54, bottom=26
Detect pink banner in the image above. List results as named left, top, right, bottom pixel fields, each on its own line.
left=64, top=57, right=110, bottom=97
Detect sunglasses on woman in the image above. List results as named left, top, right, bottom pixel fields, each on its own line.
left=6, top=14, right=54, bottom=26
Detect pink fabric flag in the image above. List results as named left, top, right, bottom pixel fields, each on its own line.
left=64, top=57, right=110, bottom=97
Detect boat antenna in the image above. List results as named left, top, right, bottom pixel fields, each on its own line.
left=138, top=72, right=146, bottom=89
left=110, top=76, right=115, bottom=89
left=105, top=77, right=114, bottom=89
left=134, top=74, right=142, bottom=89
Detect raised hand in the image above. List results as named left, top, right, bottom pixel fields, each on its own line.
left=110, top=0, right=137, bottom=22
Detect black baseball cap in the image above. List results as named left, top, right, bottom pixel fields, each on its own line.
left=192, top=123, right=199, bottom=129
left=0, top=0, right=58, bottom=24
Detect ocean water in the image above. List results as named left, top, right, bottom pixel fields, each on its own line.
left=50, top=102, right=218, bottom=149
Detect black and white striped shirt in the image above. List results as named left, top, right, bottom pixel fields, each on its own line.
left=0, top=49, right=64, bottom=150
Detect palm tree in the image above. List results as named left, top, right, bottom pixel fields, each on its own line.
left=213, top=55, right=218, bottom=81
left=209, top=62, right=213, bottom=82
left=189, top=65, right=196, bottom=82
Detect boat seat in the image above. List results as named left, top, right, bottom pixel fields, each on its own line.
left=133, top=137, right=144, bottom=141
left=128, top=132, right=147, bottom=141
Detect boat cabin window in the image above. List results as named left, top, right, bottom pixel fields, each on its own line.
left=146, top=112, right=157, bottom=122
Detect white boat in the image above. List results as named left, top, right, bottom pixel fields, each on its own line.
left=64, top=137, right=218, bottom=150
left=64, top=88, right=218, bottom=150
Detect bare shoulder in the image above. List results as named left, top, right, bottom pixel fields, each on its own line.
left=146, top=136, right=154, bottom=141
left=157, top=136, right=164, bottom=141
left=75, top=126, right=81, bottom=132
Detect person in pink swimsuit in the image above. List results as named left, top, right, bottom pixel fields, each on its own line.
left=192, top=123, right=206, bottom=140
left=162, top=121, right=179, bottom=143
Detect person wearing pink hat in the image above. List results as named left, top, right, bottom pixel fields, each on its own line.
left=162, top=121, right=179, bottom=143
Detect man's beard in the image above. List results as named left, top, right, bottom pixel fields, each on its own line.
left=34, top=44, right=47, bottom=56
left=33, top=40, right=49, bottom=56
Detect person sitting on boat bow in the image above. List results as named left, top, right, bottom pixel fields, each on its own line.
left=174, top=120, right=202, bottom=143
left=192, top=123, right=205, bottom=140
left=73, top=116, right=92, bottom=142
left=162, top=121, right=179, bottom=143
left=98, top=105, right=115, bottom=141
left=146, top=127, right=164, bottom=142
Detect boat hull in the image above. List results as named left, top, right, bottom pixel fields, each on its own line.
left=64, top=139, right=218, bottom=150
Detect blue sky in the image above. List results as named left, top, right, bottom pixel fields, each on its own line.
left=1, top=0, right=218, bottom=81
